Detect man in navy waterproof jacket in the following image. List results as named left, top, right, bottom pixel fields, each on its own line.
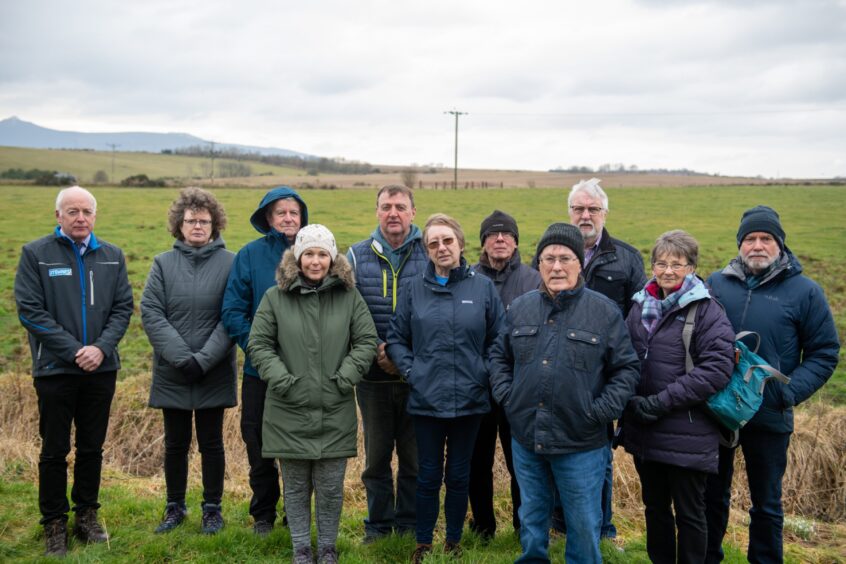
left=704, top=206, right=840, bottom=564
left=347, top=184, right=428, bottom=542
left=15, top=186, right=134, bottom=557
left=221, top=186, right=308, bottom=535
left=468, top=210, right=540, bottom=539
left=489, top=223, right=639, bottom=564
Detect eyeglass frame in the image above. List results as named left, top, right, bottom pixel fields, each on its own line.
left=652, top=261, right=691, bottom=272
left=568, top=205, right=605, bottom=217
left=183, top=219, right=212, bottom=227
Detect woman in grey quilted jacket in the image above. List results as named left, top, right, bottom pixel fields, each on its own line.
left=141, top=187, right=236, bottom=536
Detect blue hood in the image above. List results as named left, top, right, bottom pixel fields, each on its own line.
left=249, top=186, right=309, bottom=235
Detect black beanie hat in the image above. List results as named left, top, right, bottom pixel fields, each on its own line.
left=480, top=210, right=519, bottom=245
left=736, top=205, right=786, bottom=249
left=536, top=223, right=585, bottom=267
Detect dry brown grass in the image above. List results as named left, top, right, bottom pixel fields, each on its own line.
left=2, top=371, right=844, bottom=528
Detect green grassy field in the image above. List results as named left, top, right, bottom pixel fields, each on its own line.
left=0, top=146, right=305, bottom=184
left=1, top=184, right=844, bottom=562
left=1, top=184, right=844, bottom=400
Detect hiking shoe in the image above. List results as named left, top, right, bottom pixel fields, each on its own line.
left=444, top=540, right=463, bottom=557
left=253, top=519, right=273, bottom=536
left=43, top=519, right=68, bottom=557
left=292, top=545, right=314, bottom=564
left=317, top=546, right=338, bottom=564
left=201, top=503, right=224, bottom=535
left=73, top=507, right=108, bottom=543
left=411, top=543, right=432, bottom=563
left=154, top=502, right=187, bottom=534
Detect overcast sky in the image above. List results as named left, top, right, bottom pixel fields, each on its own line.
left=2, top=0, right=845, bottom=178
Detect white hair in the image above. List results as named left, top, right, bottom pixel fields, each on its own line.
left=567, top=178, right=609, bottom=211
left=55, top=186, right=97, bottom=213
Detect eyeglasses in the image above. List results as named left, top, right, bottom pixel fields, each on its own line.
left=653, top=262, right=690, bottom=272
left=426, top=237, right=456, bottom=250
left=486, top=231, right=515, bottom=242
left=540, top=255, right=579, bottom=266
left=184, top=219, right=212, bottom=227
left=569, top=206, right=604, bottom=216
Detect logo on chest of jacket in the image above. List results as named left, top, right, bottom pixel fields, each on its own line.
left=48, top=268, right=73, bottom=277
left=461, top=300, right=474, bottom=304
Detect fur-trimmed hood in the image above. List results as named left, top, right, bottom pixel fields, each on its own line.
left=276, top=249, right=355, bottom=290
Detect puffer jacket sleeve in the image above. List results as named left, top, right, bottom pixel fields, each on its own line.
left=247, top=290, right=297, bottom=396
left=140, top=256, right=193, bottom=368
left=655, top=299, right=734, bottom=409
left=91, top=246, right=134, bottom=360
left=488, top=313, right=515, bottom=405
left=386, top=281, right=415, bottom=381
left=222, top=249, right=254, bottom=352
left=331, top=289, right=378, bottom=393
left=590, top=308, right=640, bottom=424
left=782, top=282, right=840, bottom=407
left=15, top=245, right=81, bottom=363
left=193, top=320, right=234, bottom=373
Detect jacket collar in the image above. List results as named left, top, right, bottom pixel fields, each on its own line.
left=424, top=256, right=472, bottom=286
left=542, top=276, right=586, bottom=311
left=476, top=248, right=523, bottom=277
left=54, top=226, right=100, bottom=251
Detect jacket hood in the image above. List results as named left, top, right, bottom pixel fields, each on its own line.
left=276, top=248, right=355, bottom=291
left=249, top=186, right=309, bottom=235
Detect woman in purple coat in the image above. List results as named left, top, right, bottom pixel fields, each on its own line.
left=622, top=230, right=734, bottom=564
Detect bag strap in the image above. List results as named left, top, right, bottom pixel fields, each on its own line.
left=682, top=302, right=700, bottom=373
left=743, top=363, right=791, bottom=393
left=736, top=330, right=761, bottom=353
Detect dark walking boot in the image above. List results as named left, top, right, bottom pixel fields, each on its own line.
left=201, top=503, right=224, bottom=535
left=44, top=519, right=68, bottom=557
left=411, top=543, right=432, bottom=563
left=73, top=507, right=109, bottom=543
left=154, top=502, right=187, bottom=534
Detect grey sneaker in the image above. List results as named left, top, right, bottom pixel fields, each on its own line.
left=253, top=519, right=273, bottom=536
left=201, top=503, right=224, bottom=535
left=154, top=502, right=187, bottom=534
left=292, top=545, right=314, bottom=564
left=317, top=546, right=338, bottom=564
left=73, top=507, right=108, bottom=543
left=43, top=519, right=68, bottom=557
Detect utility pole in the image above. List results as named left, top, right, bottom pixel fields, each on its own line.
left=106, top=143, right=120, bottom=182
left=209, top=141, right=216, bottom=182
left=444, top=109, right=467, bottom=189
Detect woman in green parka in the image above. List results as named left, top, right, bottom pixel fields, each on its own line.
left=248, top=224, right=377, bottom=564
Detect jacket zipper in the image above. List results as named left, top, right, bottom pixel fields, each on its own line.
left=89, top=270, right=95, bottom=306
left=74, top=245, right=88, bottom=344
left=37, top=342, right=42, bottom=360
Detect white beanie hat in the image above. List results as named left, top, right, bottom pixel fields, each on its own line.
left=294, top=224, right=338, bottom=261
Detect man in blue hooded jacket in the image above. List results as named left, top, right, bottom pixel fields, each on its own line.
left=222, top=186, right=308, bottom=535
left=703, top=206, right=840, bottom=564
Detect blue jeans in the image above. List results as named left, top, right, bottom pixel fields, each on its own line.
left=412, top=414, right=482, bottom=544
left=704, top=426, right=790, bottom=564
left=357, top=381, right=417, bottom=538
left=551, top=442, right=617, bottom=538
left=512, top=439, right=607, bottom=564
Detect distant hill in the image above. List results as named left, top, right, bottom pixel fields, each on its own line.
left=0, top=116, right=311, bottom=158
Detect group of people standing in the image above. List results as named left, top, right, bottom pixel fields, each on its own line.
left=14, top=180, right=839, bottom=563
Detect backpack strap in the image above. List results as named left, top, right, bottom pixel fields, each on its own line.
left=682, top=302, right=700, bottom=373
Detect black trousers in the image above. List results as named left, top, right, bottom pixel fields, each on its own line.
left=162, top=407, right=225, bottom=506
left=635, top=457, right=708, bottom=564
left=240, top=376, right=282, bottom=523
left=468, top=402, right=521, bottom=536
left=34, top=372, right=116, bottom=524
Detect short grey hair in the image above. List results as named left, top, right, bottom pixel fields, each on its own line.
left=56, top=186, right=97, bottom=213
left=651, top=230, right=699, bottom=267
left=567, top=178, right=609, bottom=211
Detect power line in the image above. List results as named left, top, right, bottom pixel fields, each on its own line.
left=473, top=106, right=846, bottom=118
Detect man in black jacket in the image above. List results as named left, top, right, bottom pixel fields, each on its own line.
left=15, top=186, right=134, bottom=557
left=554, top=178, right=646, bottom=539
left=468, top=210, right=540, bottom=539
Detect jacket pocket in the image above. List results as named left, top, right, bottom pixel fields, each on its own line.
left=512, top=325, right=539, bottom=364
left=565, top=328, right=602, bottom=371
left=591, top=270, right=627, bottom=308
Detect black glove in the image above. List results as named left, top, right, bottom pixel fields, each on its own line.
left=630, top=395, right=669, bottom=424
left=183, top=357, right=204, bottom=384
